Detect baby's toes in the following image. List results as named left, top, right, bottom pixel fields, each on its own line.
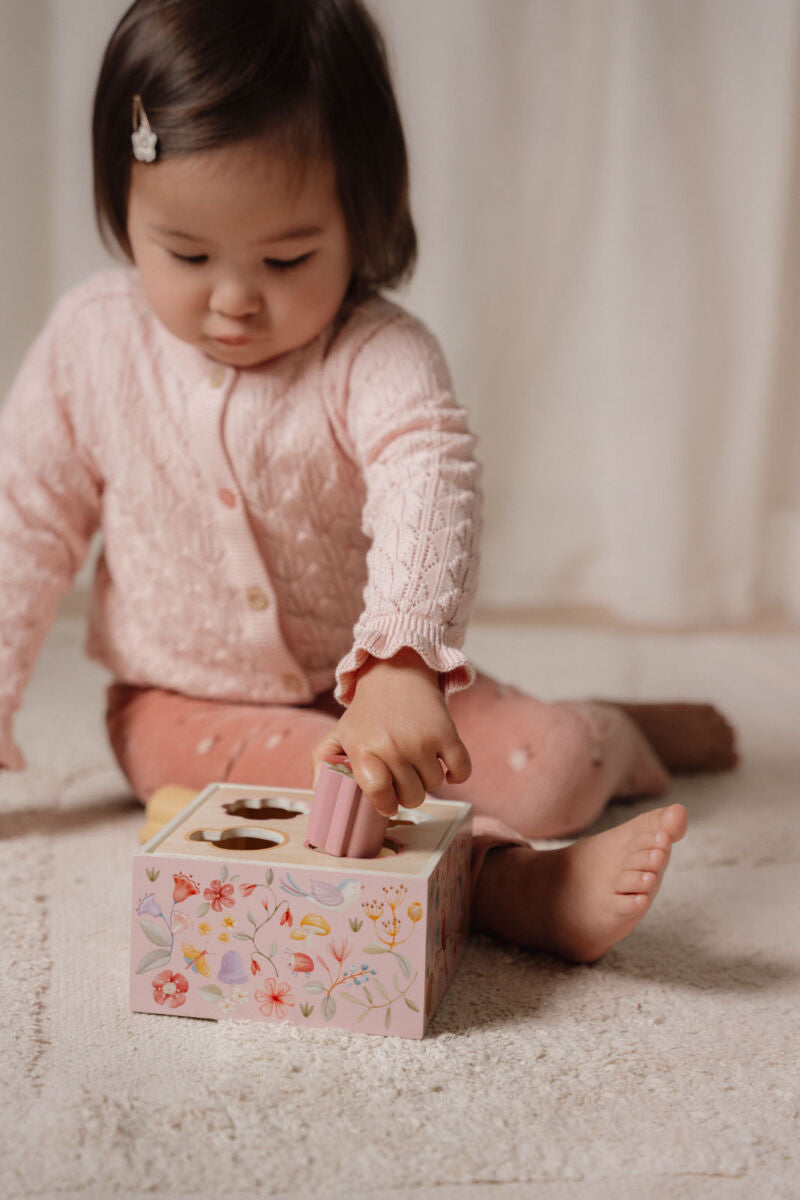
left=617, top=868, right=659, bottom=896
left=627, top=846, right=670, bottom=874
left=615, top=891, right=651, bottom=917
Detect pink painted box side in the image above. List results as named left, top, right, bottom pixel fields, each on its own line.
left=130, top=783, right=471, bottom=1038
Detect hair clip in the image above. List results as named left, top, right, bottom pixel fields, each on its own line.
left=131, top=94, right=158, bottom=163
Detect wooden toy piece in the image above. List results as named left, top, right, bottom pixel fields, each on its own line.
left=306, top=756, right=389, bottom=858
left=130, top=781, right=472, bottom=1038
left=138, top=785, right=198, bottom=844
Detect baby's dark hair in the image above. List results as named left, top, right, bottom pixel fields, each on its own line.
left=92, top=0, right=416, bottom=299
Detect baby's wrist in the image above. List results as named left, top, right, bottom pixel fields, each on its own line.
left=353, top=647, right=440, bottom=694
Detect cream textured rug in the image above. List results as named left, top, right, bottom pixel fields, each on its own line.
left=2, top=612, right=799, bottom=1200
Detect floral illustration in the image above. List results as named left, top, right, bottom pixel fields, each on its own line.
left=204, top=879, right=235, bottom=911
left=152, top=970, right=189, bottom=1008
left=256, top=979, right=295, bottom=1018
left=227, top=868, right=293, bottom=976
left=135, top=870, right=204, bottom=976
left=362, top=885, right=423, bottom=952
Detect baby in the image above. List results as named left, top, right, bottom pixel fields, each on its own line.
left=0, top=0, right=736, bottom=964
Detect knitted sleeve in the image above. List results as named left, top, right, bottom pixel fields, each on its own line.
left=0, top=295, right=102, bottom=768
left=333, top=310, right=482, bottom=705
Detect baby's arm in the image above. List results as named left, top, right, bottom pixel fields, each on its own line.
left=312, top=647, right=471, bottom=815
left=0, top=298, right=102, bottom=769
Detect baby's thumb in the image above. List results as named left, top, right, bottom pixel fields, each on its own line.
left=310, top=732, right=345, bottom=785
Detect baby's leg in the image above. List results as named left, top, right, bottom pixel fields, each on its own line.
left=473, top=803, right=689, bottom=962
left=106, top=683, right=337, bottom=801
left=442, top=675, right=672, bottom=838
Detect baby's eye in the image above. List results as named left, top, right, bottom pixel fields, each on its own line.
left=264, top=253, right=312, bottom=272
left=171, top=252, right=208, bottom=265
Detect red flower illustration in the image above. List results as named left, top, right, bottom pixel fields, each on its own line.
left=152, top=970, right=189, bottom=1009
left=255, top=979, right=294, bottom=1019
left=204, top=879, right=235, bottom=911
left=280, top=907, right=293, bottom=927
left=250, top=957, right=262, bottom=976
left=172, top=873, right=199, bottom=903
left=239, top=883, right=257, bottom=897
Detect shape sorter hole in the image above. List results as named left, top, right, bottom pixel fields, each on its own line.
left=222, top=796, right=307, bottom=821
left=187, top=827, right=289, bottom=852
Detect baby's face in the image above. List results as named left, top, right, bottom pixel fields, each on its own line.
left=126, top=139, right=353, bottom=368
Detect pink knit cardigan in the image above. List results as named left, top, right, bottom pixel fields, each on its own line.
left=0, top=270, right=481, bottom=769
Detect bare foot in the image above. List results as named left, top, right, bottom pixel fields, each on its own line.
left=604, top=702, right=738, bottom=774
left=472, top=803, right=688, bottom=963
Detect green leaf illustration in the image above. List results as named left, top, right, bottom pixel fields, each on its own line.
left=374, top=979, right=389, bottom=1001
left=196, top=901, right=210, bottom=918
left=363, top=944, right=387, bottom=955
left=139, top=916, right=172, bottom=947
left=265, top=868, right=274, bottom=886
left=219, top=865, right=228, bottom=883
left=322, top=993, right=337, bottom=1022
left=363, top=987, right=374, bottom=1004
left=135, top=948, right=172, bottom=975
left=404, top=997, right=419, bottom=1012
left=268, top=942, right=277, bottom=959
left=247, top=911, right=258, bottom=926
left=304, top=981, right=327, bottom=994
left=385, top=1006, right=392, bottom=1030
left=145, top=867, right=160, bottom=882
left=394, top=952, right=412, bottom=979
left=340, top=993, right=366, bottom=1007
left=199, top=985, right=224, bottom=1003
left=233, top=932, right=251, bottom=941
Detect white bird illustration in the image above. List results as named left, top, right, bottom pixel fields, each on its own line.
left=280, top=872, right=362, bottom=910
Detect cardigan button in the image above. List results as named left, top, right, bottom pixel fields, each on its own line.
left=208, top=365, right=226, bottom=388
left=246, top=587, right=269, bottom=611
left=218, top=487, right=237, bottom=508
left=282, top=673, right=303, bottom=693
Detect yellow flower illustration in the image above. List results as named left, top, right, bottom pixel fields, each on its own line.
left=223, top=916, right=236, bottom=928
left=198, top=921, right=212, bottom=935
left=218, top=931, right=229, bottom=943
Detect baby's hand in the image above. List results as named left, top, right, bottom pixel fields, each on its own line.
left=311, top=648, right=471, bottom=816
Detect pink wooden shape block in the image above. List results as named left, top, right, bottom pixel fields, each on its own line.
left=305, top=756, right=388, bottom=858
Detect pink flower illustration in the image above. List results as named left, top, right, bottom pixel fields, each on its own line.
left=204, top=879, right=235, bottom=911
left=239, top=883, right=257, bottom=898
left=255, top=979, right=294, bottom=1019
left=330, top=937, right=352, bottom=964
left=172, top=873, right=199, bottom=903
left=152, top=970, right=189, bottom=1009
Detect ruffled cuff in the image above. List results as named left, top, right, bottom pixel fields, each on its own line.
left=334, top=615, right=475, bottom=706
left=0, top=718, right=25, bottom=771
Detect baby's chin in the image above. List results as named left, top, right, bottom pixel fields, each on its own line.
left=200, top=333, right=312, bottom=370
left=202, top=337, right=279, bottom=370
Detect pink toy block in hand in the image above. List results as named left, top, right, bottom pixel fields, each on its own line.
left=305, top=756, right=389, bottom=858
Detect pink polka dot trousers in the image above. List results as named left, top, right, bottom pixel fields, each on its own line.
left=107, top=673, right=670, bottom=892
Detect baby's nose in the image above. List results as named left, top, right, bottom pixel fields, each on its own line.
left=210, top=276, right=262, bottom=318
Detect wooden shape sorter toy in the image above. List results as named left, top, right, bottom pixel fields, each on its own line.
left=131, top=782, right=472, bottom=1038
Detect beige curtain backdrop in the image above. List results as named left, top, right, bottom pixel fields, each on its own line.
left=2, top=0, right=799, bottom=624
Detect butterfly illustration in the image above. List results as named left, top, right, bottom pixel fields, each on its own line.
left=181, top=942, right=211, bottom=977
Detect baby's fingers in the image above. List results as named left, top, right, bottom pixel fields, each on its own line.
left=350, top=751, right=400, bottom=818
left=310, top=731, right=345, bottom=785
left=440, top=734, right=472, bottom=785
